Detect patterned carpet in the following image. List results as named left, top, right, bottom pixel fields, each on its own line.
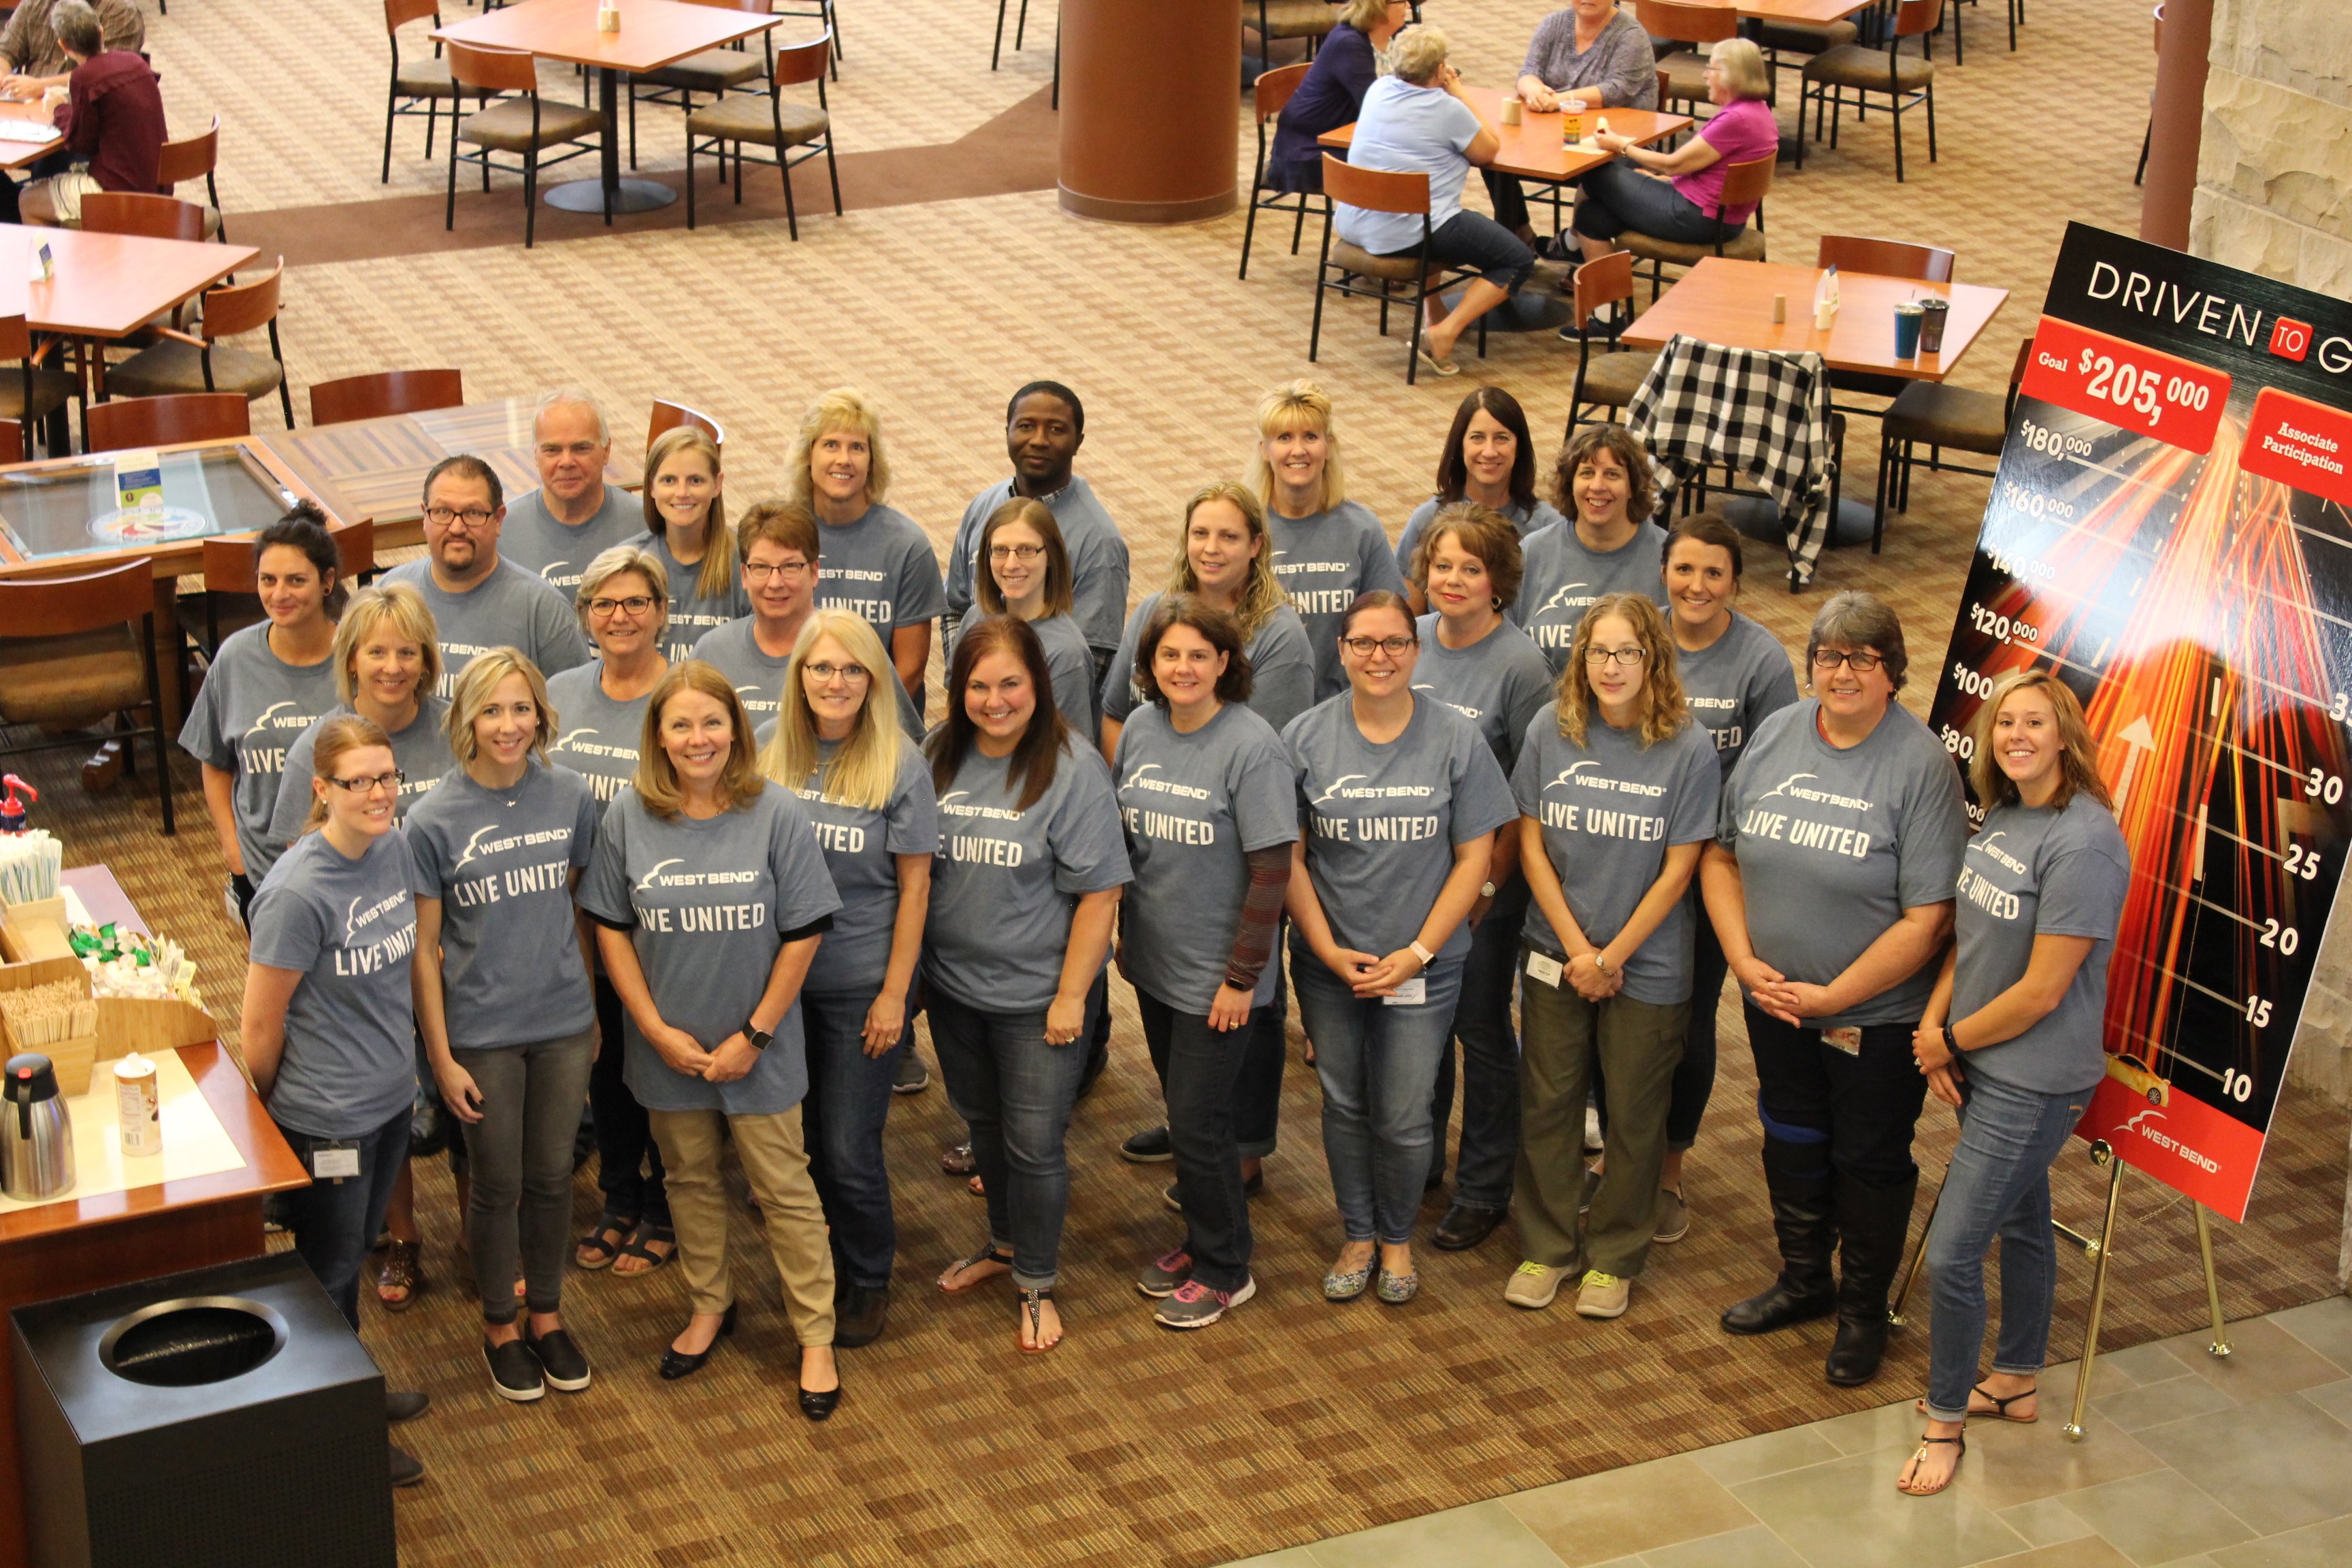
left=18, top=1, right=2345, bottom=1565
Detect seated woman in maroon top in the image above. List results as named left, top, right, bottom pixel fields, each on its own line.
left=5, top=0, right=162, bottom=226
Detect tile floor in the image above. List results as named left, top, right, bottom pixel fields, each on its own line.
left=1217, top=1296, right=2352, bottom=1568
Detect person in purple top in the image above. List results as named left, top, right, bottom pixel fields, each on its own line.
left=1572, top=38, right=1780, bottom=263
left=1264, top=1, right=1411, bottom=195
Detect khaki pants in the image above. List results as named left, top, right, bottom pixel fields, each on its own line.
left=1516, top=966, right=1686, bottom=1277
left=648, top=1105, right=837, bottom=1345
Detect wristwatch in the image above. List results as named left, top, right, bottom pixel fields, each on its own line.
left=1479, top=881, right=1498, bottom=899
left=745, top=1020, right=773, bottom=1052
left=1942, top=1024, right=1960, bottom=1056
left=1409, top=939, right=1437, bottom=967
left=1592, top=953, right=1615, bottom=977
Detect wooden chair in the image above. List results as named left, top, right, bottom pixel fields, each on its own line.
left=1562, top=252, right=1659, bottom=436
left=992, top=0, right=1062, bottom=107
left=446, top=41, right=606, bottom=247
left=86, top=393, right=252, bottom=453
left=1871, top=336, right=2031, bottom=551
left=1247, top=1, right=1340, bottom=61
left=779, top=0, right=843, bottom=80
left=1309, top=153, right=1487, bottom=387
left=0, top=419, right=21, bottom=468
left=1637, top=0, right=1737, bottom=116
left=309, top=368, right=466, bottom=427
left=683, top=31, right=838, bottom=238
left=0, top=559, right=175, bottom=836
left=1619, top=152, right=1773, bottom=299
left=78, top=191, right=210, bottom=243
left=0, top=314, right=74, bottom=460
left=628, top=0, right=770, bottom=169
left=382, top=0, right=466, bottom=183
left=184, top=520, right=378, bottom=664
left=649, top=399, right=725, bottom=456
left=157, top=114, right=228, bottom=241
left=1800, top=0, right=1941, bottom=182
left=1816, top=235, right=1958, bottom=406
left=1238, top=62, right=1320, bottom=281
left=103, top=260, right=295, bottom=431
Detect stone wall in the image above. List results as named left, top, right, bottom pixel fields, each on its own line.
left=2188, top=0, right=2352, bottom=295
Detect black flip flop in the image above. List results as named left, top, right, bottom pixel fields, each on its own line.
left=614, top=1220, right=676, bottom=1276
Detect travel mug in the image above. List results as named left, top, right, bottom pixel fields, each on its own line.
left=1918, top=298, right=1950, bottom=354
left=1893, top=301, right=1925, bottom=359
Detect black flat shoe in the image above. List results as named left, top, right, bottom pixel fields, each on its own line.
left=797, top=1381, right=843, bottom=1422
left=658, top=1303, right=737, bottom=1382
left=1432, top=1202, right=1505, bottom=1252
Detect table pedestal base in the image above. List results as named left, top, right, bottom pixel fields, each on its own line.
left=545, top=177, right=675, bottom=214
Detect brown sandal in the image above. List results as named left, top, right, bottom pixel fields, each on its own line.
left=939, top=1241, right=1014, bottom=1294
left=375, top=1239, right=424, bottom=1311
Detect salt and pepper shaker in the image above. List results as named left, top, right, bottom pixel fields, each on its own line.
left=598, top=0, right=620, bottom=31
left=1771, top=293, right=1786, bottom=324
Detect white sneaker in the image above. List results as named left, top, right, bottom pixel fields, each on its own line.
left=1584, top=1106, right=1605, bottom=1153
left=1504, top=1260, right=1567, bottom=1310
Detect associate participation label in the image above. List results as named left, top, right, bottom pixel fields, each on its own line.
left=2238, top=386, right=2352, bottom=506
left=2020, top=316, right=2232, bottom=455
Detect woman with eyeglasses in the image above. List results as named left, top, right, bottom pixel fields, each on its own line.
left=546, top=546, right=679, bottom=1280
left=182, top=503, right=347, bottom=929
left=1394, top=388, right=1566, bottom=605
left=1254, top=381, right=1407, bottom=701
left=408, top=650, right=603, bottom=1403
left=1507, top=594, right=1720, bottom=1320
left=1284, top=592, right=1515, bottom=1305
left=579, top=662, right=846, bottom=1419
left=691, top=502, right=821, bottom=729
left=1516, top=425, right=1669, bottom=677
left=1703, top=591, right=1964, bottom=1388
left=632, top=427, right=749, bottom=663
left=975, top=497, right=1099, bottom=744
left=242, top=714, right=433, bottom=1487
left=756, top=610, right=937, bottom=1350
left=927, top=615, right=1130, bottom=1355
left=1408, top=505, right=1552, bottom=1254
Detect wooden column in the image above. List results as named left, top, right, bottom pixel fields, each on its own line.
left=1058, top=0, right=1243, bottom=224
left=2140, top=0, right=2212, bottom=250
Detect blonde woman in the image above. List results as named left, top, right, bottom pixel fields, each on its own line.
left=1897, top=672, right=2128, bottom=1498
left=1507, top=593, right=1719, bottom=1320
left=579, top=662, right=846, bottom=1419
left=788, top=387, right=945, bottom=706
left=757, top=610, right=938, bottom=1348
left=632, top=427, right=749, bottom=662
left=242, top=714, right=431, bottom=1486
left=409, top=650, right=602, bottom=1403
left=1250, top=381, right=1405, bottom=700
left=975, top=497, right=1098, bottom=742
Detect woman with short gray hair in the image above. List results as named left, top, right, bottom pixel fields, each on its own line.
left=1699, top=590, right=1965, bottom=1388
left=1570, top=37, right=1778, bottom=267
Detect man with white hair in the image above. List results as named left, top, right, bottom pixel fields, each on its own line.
left=498, top=390, right=642, bottom=594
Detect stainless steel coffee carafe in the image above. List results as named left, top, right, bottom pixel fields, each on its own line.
left=4, top=1052, right=75, bottom=1201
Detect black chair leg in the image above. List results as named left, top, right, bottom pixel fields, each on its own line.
left=1891, top=88, right=1904, bottom=181
left=523, top=148, right=537, bottom=247
left=382, top=93, right=397, bottom=184
left=825, top=143, right=841, bottom=216
left=1239, top=178, right=1262, bottom=280
left=992, top=0, right=1006, bottom=69
left=1925, top=83, right=1937, bottom=163
left=780, top=148, right=798, bottom=240
left=686, top=133, right=698, bottom=229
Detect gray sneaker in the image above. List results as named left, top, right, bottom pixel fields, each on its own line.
left=1653, top=1186, right=1690, bottom=1244
left=1578, top=1163, right=1601, bottom=1214
left=1155, top=1275, right=1255, bottom=1329
left=892, top=1049, right=930, bottom=1095
left=1137, top=1244, right=1192, bottom=1298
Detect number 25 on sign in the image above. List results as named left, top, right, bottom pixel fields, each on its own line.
left=2019, top=317, right=2232, bottom=455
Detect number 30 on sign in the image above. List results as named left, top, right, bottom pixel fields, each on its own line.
left=2019, top=317, right=2232, bottom=455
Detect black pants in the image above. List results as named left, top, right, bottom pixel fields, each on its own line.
left=278, top=1110, right=411, bottom=1331
left=590, top=973, right=669, bottom=1226
left=1137, top=988, right=1257, bottom=1292
left=1743, top=1004, right=1927, bottom=1188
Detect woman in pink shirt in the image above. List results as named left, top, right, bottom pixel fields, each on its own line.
left=1569, top=37, right=1777, bottom=265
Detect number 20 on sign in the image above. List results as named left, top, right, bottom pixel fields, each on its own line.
left=2019, top=317, right=2232, bottom=455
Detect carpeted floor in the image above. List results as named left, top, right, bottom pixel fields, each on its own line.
left=16, top=1, right=2346, bottom=1565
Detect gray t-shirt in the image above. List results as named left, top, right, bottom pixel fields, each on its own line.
left=1098, top=592, right=1317, bottom=741
left=1394, top=495, right=1567, bottom=581
left=497, top=486, right=644, bottom=595
left=815, top=502, right=947, bottom=636
left=1113, top=703, right=1298, bottom=1015
left=382, top=557, right=590, bottom=698
left=627, top=530, right=751, bottom=665
left=1515, top=521, right=1671, bottom=676
left=785, top=740, right=938, bottom=998
left=1268, top=500, right=1407, bottom=699
left=259, top=698, right=455, bottom=881
left=578, top=786, right=843, bottom=1115
left=1512, top=706, right=1720, bottom=1004
left=1951, top=797, right=2131, bottom=1095
left=1285, top=693, right=1517, bottom=963
left=946, top=475, right=1132, bottom=655
left=1677, top=612, right=1800, bottom=777
left=1717, top=700, right=1968, bottom=1028
left=404, top=760, right=600, bottom=1049
left=1030, top=611, right=1100, bottom=742
left=925, top=742, right=1132, bottom=1014
left=248, top=828, right=421, bottom=1139
left=544, top=664, right=651, bottom=804
left=1413, top=613, right=1555, bottom=775
left=177, top=622, right=340, bottom=881
left=691, top=617, right=793, bottom=725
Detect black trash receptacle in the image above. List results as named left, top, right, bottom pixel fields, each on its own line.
left=12, top=1252, right=396, bottom=1568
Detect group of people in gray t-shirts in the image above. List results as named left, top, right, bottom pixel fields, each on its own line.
left=200, top=383, right=2132, bottom=1502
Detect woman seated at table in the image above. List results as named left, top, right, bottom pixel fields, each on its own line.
left=6, top=0, right=160, bottom=228
left=1335, top=24, right=1533, bottom=378
left=1264, top=1, right=1411, bottom=196
left=1571, top=37, right=1777, bottom=270
left=1488, top=0, right=1660, bottom=248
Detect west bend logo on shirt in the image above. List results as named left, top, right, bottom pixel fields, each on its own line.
left=1758, top=772, right=1874, bottom=811
left=1121, top=762, right=1210, bottom=801
left=448, top=822, right=574, bottom=908
left=337, top=889, right=417, bottom=975
left=1308, top=773, right=1439, bottom=843
left=1270, top=551, right=1358, bottom=615
left=1412, top=683, right=1482, bottom=721
left=1120, top=764, right=1215, bottom=846
left=734, top=683, right=779, bottom=715
left=628, top=857, right=768, bottom=932
left=1737, top=774, right=1874, bottom=860
left=241, top=702, right=318, bottom=776
left=1956, top=832, right=2027, bottom=919
left=1536, top=762, right=1667, bottom=841
left=245, top=700, right=316, bottom=737
left=936, top=791, right=1025, bottom=866
left=553, top=728, right=636, bottom=800
left=1527, top=583, right=1597, bottom=648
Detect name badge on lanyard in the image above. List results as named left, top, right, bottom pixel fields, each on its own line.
left=312, top=1141, right=361, bottom=1182
left=1382, top=977, right=1428, bottom=1007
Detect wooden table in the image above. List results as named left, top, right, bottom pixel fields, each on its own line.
left=435, top=0, right=783, bottom=216
left=0, top=227, right=257, bottom=342
left=0, top=866, right=307, bottom=1566
left=0, top=99, right=63, bottom=172
left=1318, top=95, right=1692, bottom=185
left=1622, top=257, right=2010, bottom=380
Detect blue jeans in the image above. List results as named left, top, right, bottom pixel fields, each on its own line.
left=1923, top=1074, right=2090, bottom=1421
left=1573, top=159, right=1742, bottom=244
left=1137, top=987, right=1257, bottom=1291
left=276, top=1109, right=412, bottom=1331
left=1427, top=883, right=1526, bottom=1210
left=928, top=989, right=1089, bottom=1289
left=1294, top=951, right=1465, bottom=1245
left=800, top=988, right=904, bottom=1291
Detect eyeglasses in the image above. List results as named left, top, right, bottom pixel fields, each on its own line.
left=1812, top=648, right=1885, bottom=672
left=988, top=543, right=1045, bottom=562
left=804, top=662, right=871, bottom=685
left=327, top=770, right=405, bottom=795
left=423, top=506, right=495, bottom=529
left=1584, top=646, right=1648, bottom=666
left=742, top=559, right=813, bottom=583
left=1341, top=634, right=1418, bottom=657
left=587, top=595, right=657, bottom=617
